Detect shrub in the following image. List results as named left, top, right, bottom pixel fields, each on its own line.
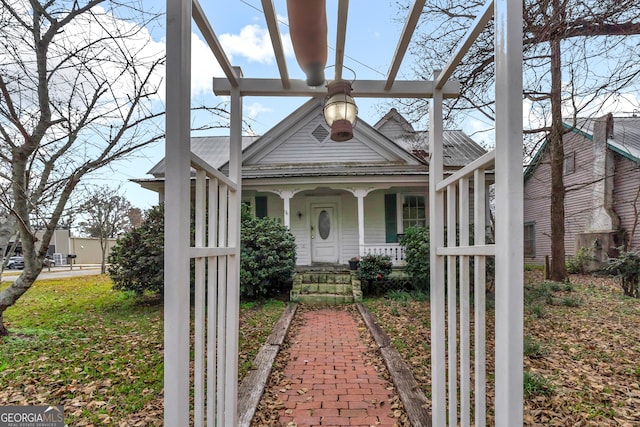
left=566, top=246, right=593, bottom=274
left=240, top=205, right=296, bottom=299
left=604, top=249, right=640, bottom=298
left=399, top=226, right=430, bottom=289
left=108, top=203, right=297, bottom=300
left=359, top=254, right=393, bottom=288
left=108, top=204, right=164, bottom=295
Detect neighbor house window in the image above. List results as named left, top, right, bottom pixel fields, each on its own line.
left=402, top=195, right=426, bottom=230
left=563, top=152, right=575, bottom=175
left=524, top=222, right=536, bottom=257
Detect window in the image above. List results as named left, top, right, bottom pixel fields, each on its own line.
left=242, top=196, right=268, bottom=218
left=255, top=196, right=268, bottom=218
left=402, top=195, right=426, bottom=230
left=563, top=152, right=575, bottom=175
left=524, top=222, right=535, bottom=257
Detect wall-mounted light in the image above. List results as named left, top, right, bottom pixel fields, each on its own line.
left=297, top=211, right=303, bottom=219
left=323, top=80, right=358, bottom=142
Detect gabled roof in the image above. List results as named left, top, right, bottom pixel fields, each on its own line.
left=147, top=136, right=258, bottom=177
left=145, top=100, right=487, bottom=178
left=524, top=115, right=640, bottom=180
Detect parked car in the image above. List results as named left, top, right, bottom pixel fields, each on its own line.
left=6, top=256, right=25, bottom=270
left=43, top=256, right=56, bottom=267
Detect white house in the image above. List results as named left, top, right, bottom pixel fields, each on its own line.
left=135, top=98, right=486, bottom=266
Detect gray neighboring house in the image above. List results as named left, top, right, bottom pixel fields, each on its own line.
left=523, top=113, right=640, bottom=266
left=135, top=98, right=487, bottom=266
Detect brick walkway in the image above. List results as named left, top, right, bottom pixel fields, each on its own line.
left=274, top=308, right=398, bottom=427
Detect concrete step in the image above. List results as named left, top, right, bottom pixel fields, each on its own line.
left=290, top=293, right=355, bottom=304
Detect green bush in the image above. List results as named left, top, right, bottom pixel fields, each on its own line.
left=240, top=205, right=296, bottom=299
left=604, top=249, right=640, bottom=298
left=108, top=204, right=297, bottom=300
left=399, top=226, right=430, bottom=289
left=566, top=246, right=593, bottom=274
left=359, top=253, right=393, bottom=284
left=108, top=204, right=164, bottom=295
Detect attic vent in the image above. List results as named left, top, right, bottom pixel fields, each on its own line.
left=311, top=124, right=329, bottom=143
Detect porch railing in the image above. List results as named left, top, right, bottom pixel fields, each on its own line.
left=362, top=244, right=406, bottom=265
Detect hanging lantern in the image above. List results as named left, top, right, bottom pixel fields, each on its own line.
left=286, top=0, right=327, bottom=87
left=323, top=80, right=358, bottom=142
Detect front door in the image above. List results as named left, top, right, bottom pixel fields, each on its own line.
left=311, top=204, right=339, bottom=263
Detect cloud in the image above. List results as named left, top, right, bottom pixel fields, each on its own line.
left=219, top=24, right=277, bottom=64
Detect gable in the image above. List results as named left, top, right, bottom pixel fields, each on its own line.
left=243, top=99, right=422, bottom=167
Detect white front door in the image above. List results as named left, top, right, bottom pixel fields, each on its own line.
left=311, top=204, right=339, bottom=263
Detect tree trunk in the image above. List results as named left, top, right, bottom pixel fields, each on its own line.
left=100, top=236, right=107, bottom=274
left=0, top=271, right=41, bottom=336
left=548, top=11, right=568, bottom=282
left=0, top=312, right=7, bottom=336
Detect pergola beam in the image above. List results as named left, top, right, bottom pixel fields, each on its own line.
left=192, top=0, right=240, bottom=87
left=261, top=0, right=290, bottom=89
left=385, top=0, right=426, bottom=91
left=333, top=0, right=349, bottom=81
left=435, top=0, right=493, bottom=90
left=213, top=78, right=460, bottom=98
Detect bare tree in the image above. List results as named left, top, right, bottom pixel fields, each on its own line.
left=77, top=185, right=134, bottom=274
left=399, top=0, right=640, bottom=281
left=0, top=0, right=168, bottom=335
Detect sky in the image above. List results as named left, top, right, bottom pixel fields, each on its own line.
left=94, top=0, right=640, bottom=211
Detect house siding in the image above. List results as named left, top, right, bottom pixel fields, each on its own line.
left=613, top=153, right=640, bottom=250
left=256, top=119, right=394, bottom=165
left=524, top=131, right=597, bottom=263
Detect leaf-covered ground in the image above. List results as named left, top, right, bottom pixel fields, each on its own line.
left=364, top=271, right=640, bottom=426
left=0, top=276, right=285, bottom=426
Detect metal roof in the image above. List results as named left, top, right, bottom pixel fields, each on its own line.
left=146, top=109, right=486, bottom=177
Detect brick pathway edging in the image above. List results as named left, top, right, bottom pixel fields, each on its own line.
left=356, top=303, right=433, bottom=427
left=238, top=303, right=298, bottom=426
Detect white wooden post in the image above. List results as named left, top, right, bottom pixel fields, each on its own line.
left=354, top=189, right=367, bottom=256
left=459, top=177, right=470, bottom=427
left=494, top=0, right=523, bottom=425
left=283, top=194, right=291, bottom=228
left=473, top=169, right=487, bottom=427
left=429, top=70, right=446, bottom=426
left=446, top=184, right=457, bottom=426
left=164, top=0, right=191, bottom=424
left=225, top=73, right=243, bottom=426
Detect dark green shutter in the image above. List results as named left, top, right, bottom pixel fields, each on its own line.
left=384, top=194, right=397, bottom=243
left=255, top=196, right=268, bottom=218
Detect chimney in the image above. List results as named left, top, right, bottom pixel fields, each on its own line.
left=586, top=113, right=620, bottom=232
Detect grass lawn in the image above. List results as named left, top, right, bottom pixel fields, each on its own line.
left=364, top=270, right=640, bottom=426
left=0, top=275, right=285, bottom=426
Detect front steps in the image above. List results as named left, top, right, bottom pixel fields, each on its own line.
left=290, top=266, right=363, bottom=304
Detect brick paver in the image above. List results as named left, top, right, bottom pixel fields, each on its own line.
left=273, top=309, right=398, bottom=427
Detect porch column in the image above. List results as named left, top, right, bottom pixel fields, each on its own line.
left=279, top=190, right=295, bottom=228
left=353, top=189, right=368, bottom=256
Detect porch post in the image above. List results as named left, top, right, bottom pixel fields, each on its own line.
left=280, top=191, right=294, bottom=228
left=353, top=189, right=367, bottom=256
left=494, top=0, right=523, bottom=425
left=164, top=0, right=191, bottom=423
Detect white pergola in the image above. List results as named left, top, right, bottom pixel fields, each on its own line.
left=164, top=0, right=523, bottom=425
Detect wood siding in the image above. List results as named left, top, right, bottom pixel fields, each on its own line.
left=613, top=153, right=640, bottom=250
left=524, top=130, right=640, bottom=264
left=524, top=131, right=597, bottom=263
left=253, top=119, right=395, bottom=165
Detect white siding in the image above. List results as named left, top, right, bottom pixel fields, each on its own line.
left=255, top=118, right=394, bottom=165
left=289, top=197, right=310, bottom=265
left=364, top=191, right=387, bottom=243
